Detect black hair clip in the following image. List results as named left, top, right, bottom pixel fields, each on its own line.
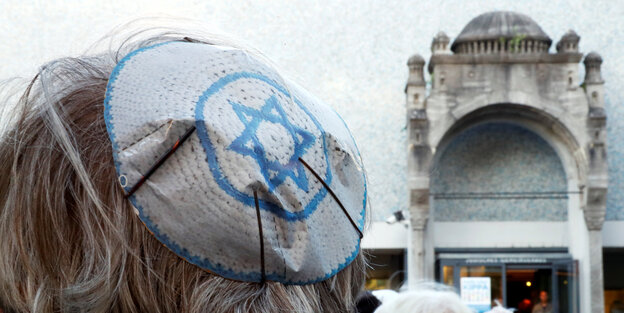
left=299, top=157, right=363, bottom=239
left=125, top=126, right=197, bottom=198
left=253, top=190, right=266, bottom=284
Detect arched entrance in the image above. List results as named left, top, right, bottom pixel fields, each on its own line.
left=405, top=103, right=601, bottom=313
left=430, top=115, right=579, bottom=312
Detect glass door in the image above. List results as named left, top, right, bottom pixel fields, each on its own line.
left=505, top=266, right=552, bottom=313
left=552, top=259, right=579, bottom=313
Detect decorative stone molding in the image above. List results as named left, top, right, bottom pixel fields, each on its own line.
left=584, top=188, right=607, bottom=231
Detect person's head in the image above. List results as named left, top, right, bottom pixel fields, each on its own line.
left=539, top=290, right=549, bottom=304
left=355, top=291, right=381, bottom=313
left=374, top=284, right=472, bottom=313
left=0, top=28, right=367, bottom=313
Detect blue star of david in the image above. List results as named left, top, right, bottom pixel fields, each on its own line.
left=228, top=95, right=315, bottom=192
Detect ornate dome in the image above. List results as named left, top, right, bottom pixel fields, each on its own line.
left=407, top=54, right=425, bottom=65
left=451, top=11, right=552, bottom=54
left=557, top=30, right=580, bottom=53
left=584, top=51, right=603, bottom=64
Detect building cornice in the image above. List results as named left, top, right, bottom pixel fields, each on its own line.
left=428, top=53, right=583, bottom=73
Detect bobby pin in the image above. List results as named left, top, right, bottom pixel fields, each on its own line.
left=298, top=157, right=363, bottom=239
left=253, top=190, right=266, bottom=284
left=125, top=125, right=197, bottom=198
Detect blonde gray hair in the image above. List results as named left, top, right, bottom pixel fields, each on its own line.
left=0, top=29, right=365, bottom=313
left=374, top=283, right=472, bottom=313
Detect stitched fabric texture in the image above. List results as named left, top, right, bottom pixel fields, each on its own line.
left=104, top=41, right=367, bottom=284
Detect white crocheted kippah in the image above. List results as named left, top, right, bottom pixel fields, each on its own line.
left=103, top=41, right=367, bottom=284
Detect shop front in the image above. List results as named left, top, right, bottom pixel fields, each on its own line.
left=437, top=249, right=579, bottom=313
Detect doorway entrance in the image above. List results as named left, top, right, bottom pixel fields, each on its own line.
left=436, top=249, right=578, bottom=313
left=506, top=267, right=551, bottom=313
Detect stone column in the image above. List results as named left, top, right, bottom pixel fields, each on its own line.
left=584, top=52, right=607, bottom=313
left=588, top=230, right=605, bottom=313
left=405, top=53, right=431, bottom=286
left=584, top=187, right=606, bottom=313
left=408, top=182, right=430, bottom=283
left=406, top=109, right=431, bottom=285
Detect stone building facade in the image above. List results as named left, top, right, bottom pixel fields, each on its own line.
left=402, top=11, right=610, bottom=313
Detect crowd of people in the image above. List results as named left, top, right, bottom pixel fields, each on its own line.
left=354, top=287, right=555, bottom=313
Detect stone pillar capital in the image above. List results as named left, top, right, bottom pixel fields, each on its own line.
left=584, top=187, right=607, bottom=231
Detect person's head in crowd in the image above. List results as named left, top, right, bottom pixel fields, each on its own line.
left=539, top=290, right=549, bottom=304
left=355, top=291, right=382, bottom=313
left=374, top=283, right=472, bottom=313
left=485, top=303, right=514, bottom=313
left=370, top=289, right=399, bottom=306
left=0, top=24, right=368, bottom=313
